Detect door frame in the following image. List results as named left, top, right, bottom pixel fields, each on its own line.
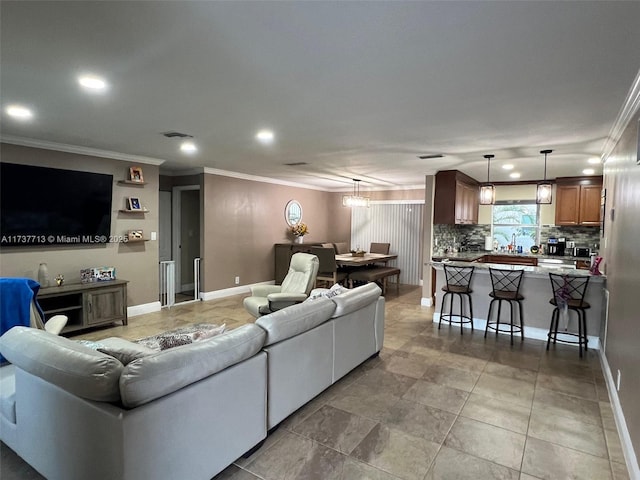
left=171, top=185, right=201, bottom=293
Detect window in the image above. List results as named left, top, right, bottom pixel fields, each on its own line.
left=492, top=202, right=539, bottom=252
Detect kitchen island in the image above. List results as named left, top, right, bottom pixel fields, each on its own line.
left=430, top=260, right=607, bottom=349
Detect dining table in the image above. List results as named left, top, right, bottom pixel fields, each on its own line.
left=334, top=253, right=398, bottom=267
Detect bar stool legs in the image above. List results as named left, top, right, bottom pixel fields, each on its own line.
left=439, top=290, right=474, bottom=334
left=484, top=297, right=524, bottom=345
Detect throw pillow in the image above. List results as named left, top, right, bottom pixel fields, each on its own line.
left=158, top=334, right=192, bottom=350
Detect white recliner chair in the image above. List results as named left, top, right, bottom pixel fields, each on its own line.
left=243, top=252, right=319, bottom=317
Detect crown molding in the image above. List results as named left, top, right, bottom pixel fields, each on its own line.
left=602, top=68, right=640, bottom=160
left=202, top=167, right=328, bottom=191
left=0, top=135, right=166, bottom=166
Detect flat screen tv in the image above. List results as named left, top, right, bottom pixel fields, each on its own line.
left=1, top=163, right=113, bottom=246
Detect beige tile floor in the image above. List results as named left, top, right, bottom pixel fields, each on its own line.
left=0, top=285, right=631, bottom=480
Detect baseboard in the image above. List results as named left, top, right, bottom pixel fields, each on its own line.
left=600, top=351, right=640, bottom=480
left=127, top=301, right=161, bottom=317
left=432, top=313, right=601, bottom=349
left=421, top=297, right=434, bottom=307
left=200, top=281, right=275, bottom=301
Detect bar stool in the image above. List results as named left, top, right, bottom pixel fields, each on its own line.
left=484, top=267, right=525, bottom=345
left=438, top=264, right=475, bottom=334
left=547, top=273, right=591, bottom=357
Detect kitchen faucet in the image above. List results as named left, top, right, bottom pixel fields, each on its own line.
left=511, top=233, right=516, bottom=253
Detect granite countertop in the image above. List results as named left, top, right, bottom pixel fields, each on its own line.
left=428, top=259, right=606, bottom=281
left=431, top=252, right=592, bottom=262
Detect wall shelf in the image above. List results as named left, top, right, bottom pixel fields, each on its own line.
left=118, top=209, right=150, bottom=214
left=117, top=180, right=147, bottom=186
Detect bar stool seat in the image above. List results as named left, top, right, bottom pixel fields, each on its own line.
left=438, top=265, right=475, bottom=334
left=484, top=268, right=525, bottom=345
left=547, top=273, right=591, bottom=357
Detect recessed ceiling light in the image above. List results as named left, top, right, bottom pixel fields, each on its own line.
left=587, top=158, right=601, bottom=165
left=583, top=168, right=595, bottom=175
left=180, top=141, right=197, bottom=154
left=256, top=129, right=275, bottom=144
left=5, top=104, right=33, bottom=120
left=509, top=172, right=521, bottom=179
left=502, top=164, right=514, bottom=170
left=78, top=74, right=108, bottom=92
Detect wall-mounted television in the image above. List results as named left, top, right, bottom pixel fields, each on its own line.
left=0, top=163, right=113, bottom=246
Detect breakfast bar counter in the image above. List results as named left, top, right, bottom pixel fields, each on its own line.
left=430, top=260, right=606, bottom=348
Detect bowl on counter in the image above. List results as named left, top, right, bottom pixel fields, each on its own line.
left=530, top=245, right=540, bottom=254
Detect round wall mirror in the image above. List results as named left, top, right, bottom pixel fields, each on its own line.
left=285, top=200, right=303, bottom=226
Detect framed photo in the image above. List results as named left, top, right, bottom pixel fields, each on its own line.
left=129, top=166, right=144, bottom=183
left=127, top=197, right=142, bottom=211
left=128, top=229, right=143, bottom=241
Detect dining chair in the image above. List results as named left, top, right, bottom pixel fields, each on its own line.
left=370, top=243, right=390, bottom=254
left=311, top=247, right=348, bottom=288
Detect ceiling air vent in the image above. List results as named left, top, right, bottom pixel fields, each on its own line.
left=284, top=162, right=308, bottom=166
left=162, top=131, right=193, bottom=138
left=417, top=154, right=444, bottom=160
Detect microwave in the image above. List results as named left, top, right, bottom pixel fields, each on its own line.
left=573, top=247, right=591, bottom=258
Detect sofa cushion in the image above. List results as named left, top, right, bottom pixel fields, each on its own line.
left=119, top=323, right=266, bottom=408
left=0, top=327, right=123, bottom=402
left=97, top=337, right=157, bottom=365
left=331, top=283, right=382, bottom=318
left=255, top=297, right=336, bottom=346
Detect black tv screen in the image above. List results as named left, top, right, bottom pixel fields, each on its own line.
left=1, top=163, right=113, bottom=246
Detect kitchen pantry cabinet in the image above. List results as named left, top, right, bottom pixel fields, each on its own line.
left=434, top=170, right=479, bottom=225
left=555, top=176, right=603, bottom=226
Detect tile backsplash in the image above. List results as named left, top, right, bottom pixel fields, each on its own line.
left=433, top=224, right=600, bottom=252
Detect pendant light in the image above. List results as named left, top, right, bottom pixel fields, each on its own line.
left=342, top=179, right=370, bottom=207
left=479, top=154, right=495, bottom=205
left=536, top=149, right=553, bottom=204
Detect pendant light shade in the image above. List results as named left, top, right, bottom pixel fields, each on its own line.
left=342, top=179, right=370, bottom=207
left=479, top=154, right=495, bottom=205
left=536, top=149, right=553, bottom=204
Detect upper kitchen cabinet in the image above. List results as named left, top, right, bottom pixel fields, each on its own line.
left=555, top=176, right=603, bottom=226
left=434, top=170, right=479, bottom=224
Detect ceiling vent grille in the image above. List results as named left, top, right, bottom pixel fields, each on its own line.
left=417, top=154, right=444, bottom=160
left=284, top=162, right=308, bottom=166
left=162, top=131, right=193, bottom=138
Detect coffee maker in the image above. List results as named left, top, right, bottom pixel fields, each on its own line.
left=547, top=237, right=566, bottom=256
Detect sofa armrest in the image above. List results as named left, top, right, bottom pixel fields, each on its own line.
left=250, top=285, right=282, bottom=297
left=267, top=292, right=308, bottom=312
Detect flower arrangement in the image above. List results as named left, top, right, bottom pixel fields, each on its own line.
left=290, top=222, right=309, bottom=237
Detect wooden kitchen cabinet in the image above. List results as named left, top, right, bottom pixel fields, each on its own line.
left=555, top=176, right=603, bottom=226
left=434, top=170, right=479, bottom=225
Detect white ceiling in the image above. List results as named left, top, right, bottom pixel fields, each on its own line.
left=1, top=1, right=639, bottom=191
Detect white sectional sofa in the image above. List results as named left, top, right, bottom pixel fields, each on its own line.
left=0, top=283, right=384, bottom=480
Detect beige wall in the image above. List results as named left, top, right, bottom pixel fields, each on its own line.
left=0, top=143, right=159, bottom=306
left=477, top=184, right=556, bottom=225
left=201, top=174, right=351, bottom=291
left=601, top=110, right=640, bottom=462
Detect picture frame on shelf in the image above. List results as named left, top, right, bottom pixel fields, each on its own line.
left=129, top=166, right=144, bottom=183
left=127, top=197, right=142, bottom=211
left=128, top=229, right=144, bottom=241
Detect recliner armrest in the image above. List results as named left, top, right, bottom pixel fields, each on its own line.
left=250, top=285, right=282, bottom=297
left=266, top=292, right=308, bottom=312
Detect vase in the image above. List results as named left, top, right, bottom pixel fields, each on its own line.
left=295, top=236, right=304, bottom=244
left=38, top=262, right=50, bottom=287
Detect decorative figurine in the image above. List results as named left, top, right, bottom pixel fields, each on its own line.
left=55, top=274, right=64, bottom=286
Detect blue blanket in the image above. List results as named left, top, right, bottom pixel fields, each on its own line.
left=0, top=278, right=43, bottom=362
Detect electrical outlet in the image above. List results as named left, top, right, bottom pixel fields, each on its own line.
left=616, top=369, right=621, bottom=391
left=235, top=276, right=240, bottom=285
